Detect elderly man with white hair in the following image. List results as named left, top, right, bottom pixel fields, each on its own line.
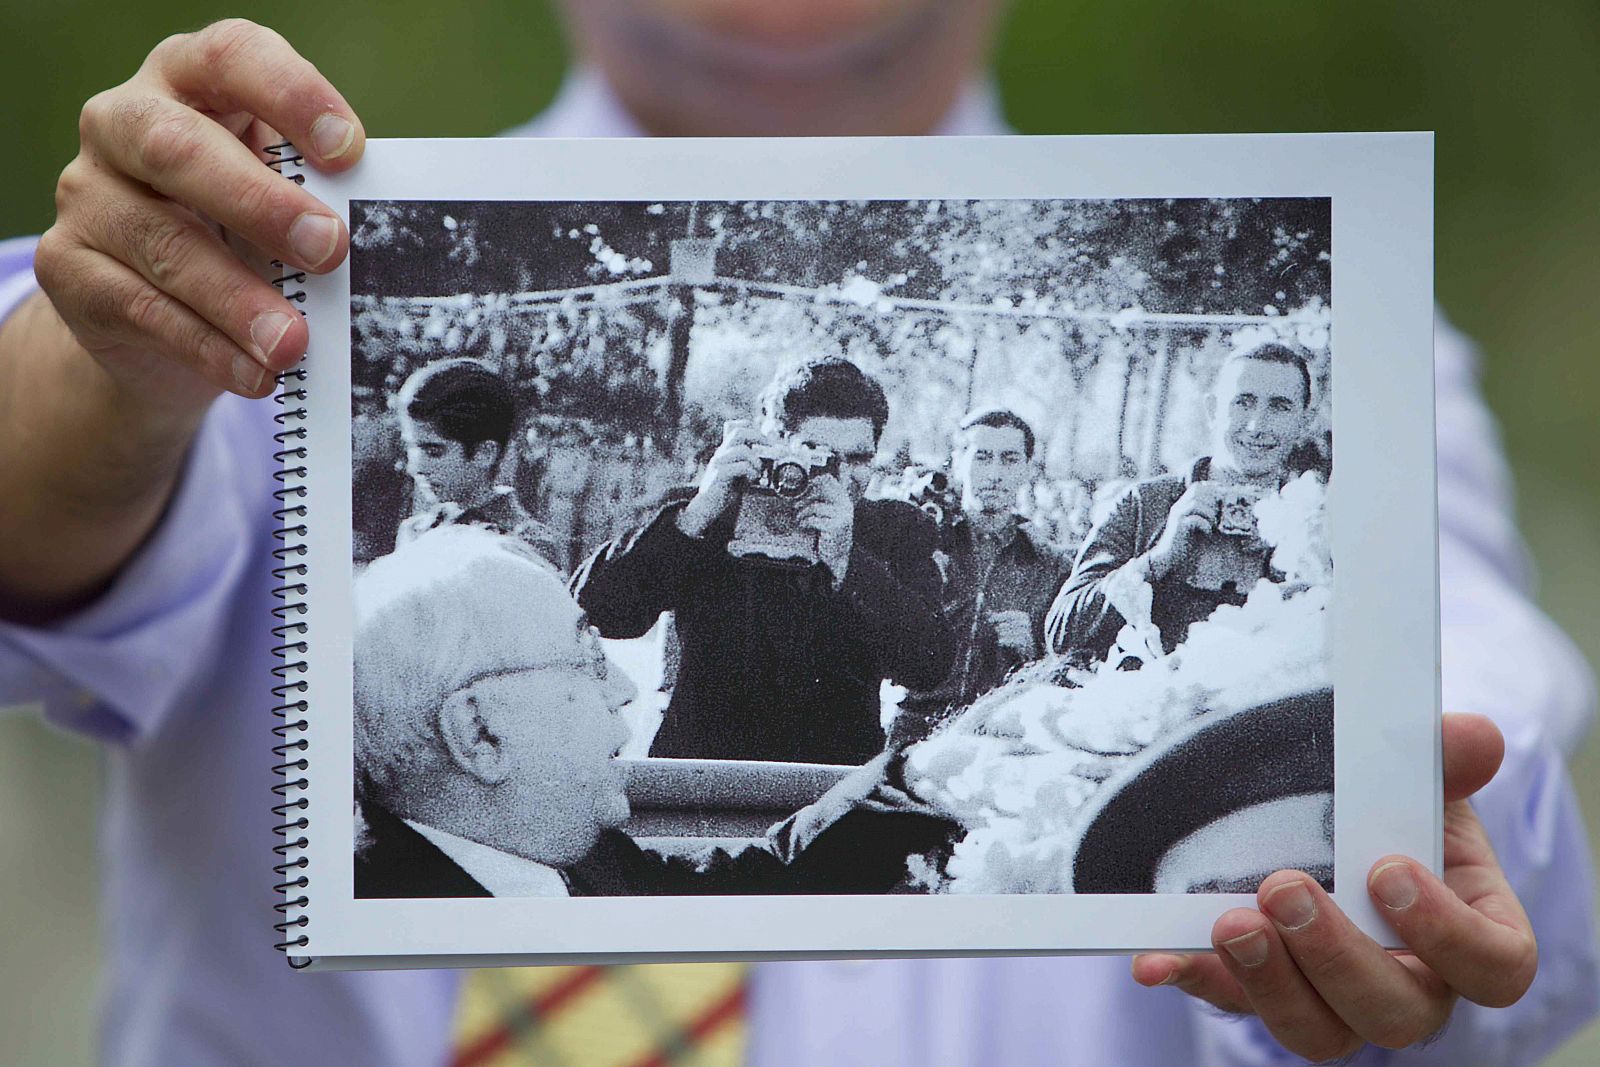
left=353, top=525, right=954, bottom=898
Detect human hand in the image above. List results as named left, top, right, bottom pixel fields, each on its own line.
left=987, top=609, right=1036, bottom=657
left=34, top=19, right=364, bottom=410
left=678, top=420, right=763, bottom=537
left=775, top=752, right=894, bottom=861
left=1131, top=713, right=1536, bottom=1062
left=1145, top=481, right=1219, bottom=580
left=797, top=472, right=854, bottom=586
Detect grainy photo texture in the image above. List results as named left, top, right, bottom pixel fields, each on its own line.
left=348, top=197, right=1333, bottom=900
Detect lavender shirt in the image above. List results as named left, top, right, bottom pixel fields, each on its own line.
left=2, top=72, right=1595, bottom=1067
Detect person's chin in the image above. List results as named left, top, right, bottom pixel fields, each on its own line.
left=978, top=490, right=1012, bottom=509
left=598, top=791, right=632, bottom=830
left=641, top=2, right=929, bottom=81
left=1228, top=441, right=1281, bottom=472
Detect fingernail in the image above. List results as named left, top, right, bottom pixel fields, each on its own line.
left=310, top=113, right=355, bottom=160
left=1263, top=880, right=1317, bottom=931
left=249, top=311, right=294, bottom=363
left=1371, top=862, right=1419, bottom=911
left=289, top=212, right=341, bottom=269
left=232, top=350, right=266, bottom=393
left=1220, top=929, right=1270, bottom=968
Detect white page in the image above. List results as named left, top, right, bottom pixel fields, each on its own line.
left=271, top=133, right=1437, bottom=968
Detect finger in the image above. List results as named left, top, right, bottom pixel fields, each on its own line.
left=1441, top=712, right=1504, bottom=802
left=796, top=512, right=838, bottom=533
left=718, top=458, right=759, bottom=481
left=80, top=168, right=306, bottom=371
left=81, top=90, right=347, bottom=273
left=722, top=424, right=764, bottom=447
left=1369, top=849, right=1537, bottom=1008
left=45, top=243, right=273, bottom=397
left=1259, top=872, right=1456, bottom=1049
left=238, top=116, right=288, bottom=160
left=147, top=20, right=364, bottom=168
left=1130, top=953, right=1254, bottom=1015
left=1208, top=909, right=1365, bottom=1062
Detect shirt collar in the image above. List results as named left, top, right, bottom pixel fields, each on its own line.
left=404, top=818, right=571, bottom=898
left=504, top=66, right=1011, bottom=139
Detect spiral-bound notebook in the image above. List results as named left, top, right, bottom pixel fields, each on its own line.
left=268, top=133, right=1439, bottom=970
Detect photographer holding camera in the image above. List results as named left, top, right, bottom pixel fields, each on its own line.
left=1046, top=341, right=1316, bottom=666
left=573, top=357, right=955, bottom=764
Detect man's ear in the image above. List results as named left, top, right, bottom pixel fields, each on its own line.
left=438, top=689, right=508, bottom=785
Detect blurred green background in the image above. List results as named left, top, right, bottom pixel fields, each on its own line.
left=2, top=1, right=1596, bottom=1064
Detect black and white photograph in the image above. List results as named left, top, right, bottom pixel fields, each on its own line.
left=346, top=194, right=1335, bottom=902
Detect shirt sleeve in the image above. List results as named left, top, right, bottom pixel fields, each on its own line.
left=0, top=235, right=41, bottom=323
left=1183, top=312, right=1600, bottom=1065
left=0, top=236, right=271, bottom=745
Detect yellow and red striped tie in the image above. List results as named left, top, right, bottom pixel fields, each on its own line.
left=453, top=964, right=748, bottom=1067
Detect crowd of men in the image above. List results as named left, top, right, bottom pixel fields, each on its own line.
left=352, top=339, right=1321, bottom=897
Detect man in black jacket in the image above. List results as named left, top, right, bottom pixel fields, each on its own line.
left=353, top=524, right=952, bottom=898
left=572, top=358, right=955, bottom=765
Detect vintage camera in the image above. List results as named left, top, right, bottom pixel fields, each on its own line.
left=727, top=438, right=841, bottom=568
left=907, top=468, right=959, bottom=529
left=882, top=465, right=962, bottom=530
left=1186, top=484, right=1270, bottom=592
left=747, top=440, right=841, bottom=498
left=1215, top=485, right=1266, bottom=537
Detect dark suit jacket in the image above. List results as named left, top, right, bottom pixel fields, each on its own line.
left=571, top=498, right=955, bottom=764
left=354, top=800, right=957, bottom=898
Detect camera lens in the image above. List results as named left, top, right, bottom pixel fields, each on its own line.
left=773, top=462, right=809, bottom=497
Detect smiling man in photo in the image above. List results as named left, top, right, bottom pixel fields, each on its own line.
left=1046, top=341, right=1316, bottom=666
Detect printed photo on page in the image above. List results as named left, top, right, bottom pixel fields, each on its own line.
left=346, top=194, right=1335, bottom=902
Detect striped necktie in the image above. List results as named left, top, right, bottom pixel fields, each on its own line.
left=453, top=963, right=749, bottom=1067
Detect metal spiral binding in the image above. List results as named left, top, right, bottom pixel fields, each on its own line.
left=265, top=141, right=313, bottom=968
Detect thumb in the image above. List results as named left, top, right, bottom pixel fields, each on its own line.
left=1441, top=712, right=1504, bottom=803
